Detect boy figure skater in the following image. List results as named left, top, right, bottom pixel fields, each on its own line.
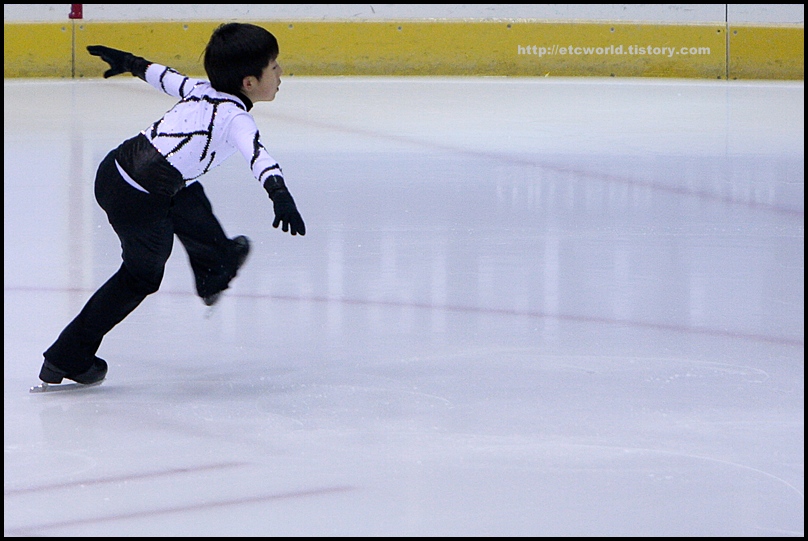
left=34, top=23, right=304, bottom=390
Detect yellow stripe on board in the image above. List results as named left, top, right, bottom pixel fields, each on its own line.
left=3, top=20, right=804, bottom=80
left=74, top=21, right=728, bottom=79
left=73, top=21, right=219, bottom=78
left=728, top=24, right=804, bottom=80
left=268, top=21, right=728, bottom=78
left=4, top=22, right=73, bottom=78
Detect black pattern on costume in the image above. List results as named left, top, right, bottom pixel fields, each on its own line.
left=139, top=62, right=284, bottom=189
left=148, top=95, right=247, bottom=179
left=251, top=132, right=282, bottom=182
left=155, top=66, right=193, bottom=97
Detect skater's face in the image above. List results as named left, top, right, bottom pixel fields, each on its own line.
left=241, top=58, right=282, bottom=102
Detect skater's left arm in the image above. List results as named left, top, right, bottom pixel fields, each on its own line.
left=228, top=113, right=306, bottom=236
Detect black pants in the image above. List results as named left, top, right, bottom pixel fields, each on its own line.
left=44, top=151, right=242, bottom=372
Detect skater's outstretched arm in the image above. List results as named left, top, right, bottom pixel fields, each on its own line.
left=87, top=45, right=151, bottom=80
left=228, top=116, right=306, bottom=236
left=87, top=45, right=202, bottom=99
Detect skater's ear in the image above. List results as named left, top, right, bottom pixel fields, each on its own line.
left=241, top=74, right=259, bottom=93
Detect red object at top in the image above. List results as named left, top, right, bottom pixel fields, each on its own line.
left=69, top=4, right=83, bottom=19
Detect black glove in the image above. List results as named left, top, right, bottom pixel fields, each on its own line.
left=87, top=45, right=151, bottom=80
left=264, top=175, right=306, bottom=236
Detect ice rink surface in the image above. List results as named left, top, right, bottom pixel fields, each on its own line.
left=4, top=74, right=804, bottom=536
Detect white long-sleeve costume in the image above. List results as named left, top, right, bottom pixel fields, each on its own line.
left=115, top=63, right=284, bottom=197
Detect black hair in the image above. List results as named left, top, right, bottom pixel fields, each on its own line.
left=203, top=23, right=279, bottom=95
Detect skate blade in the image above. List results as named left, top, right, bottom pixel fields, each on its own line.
left=29, top=380, right=104, bottom=393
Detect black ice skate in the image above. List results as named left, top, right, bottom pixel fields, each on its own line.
left=203, top=235, right=251, bottom=307
left=30, top=357, right=108, bottom=393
